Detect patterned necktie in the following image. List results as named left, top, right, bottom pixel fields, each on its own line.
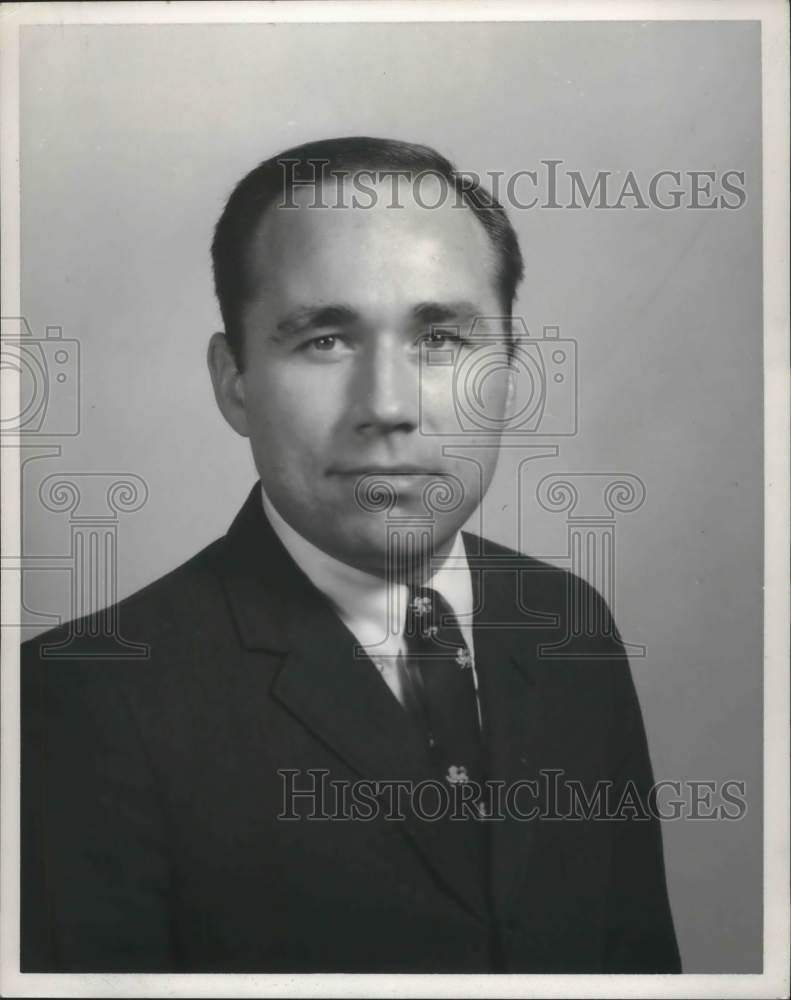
left=400, top=585, right=484, bottom=795
left=399, top=585, right=489, bottom=909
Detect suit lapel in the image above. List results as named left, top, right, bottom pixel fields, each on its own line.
left=271, top=599, right=430, bottom=785
left=467, top=537, right=551, bottom=923
left=213, top=485, right=490, bottom=923
left=273, top=608, right=492, bottom=923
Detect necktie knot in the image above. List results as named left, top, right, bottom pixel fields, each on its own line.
left=405, top=588, right=475, bottom=677
left=405, top=585, right=467, bottom=650
left=405, top=586, right=440, bottom=642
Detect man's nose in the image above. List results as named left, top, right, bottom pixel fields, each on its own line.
left=352, top=336, right=419, bottom=435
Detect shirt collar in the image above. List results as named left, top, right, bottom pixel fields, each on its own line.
left=259, top=483, right=473, bottom=648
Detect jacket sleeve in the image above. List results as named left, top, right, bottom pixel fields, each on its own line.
left=602, top=641, right=682, bottom=973
left=21, top=637, right=175, bottom=971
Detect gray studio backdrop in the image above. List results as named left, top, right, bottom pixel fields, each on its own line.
left=17, top=21, right=762, bottom=972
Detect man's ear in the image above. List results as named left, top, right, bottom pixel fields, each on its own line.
left=207, top=332, right=249, bottom=438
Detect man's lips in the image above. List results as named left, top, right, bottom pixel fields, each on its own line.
left=329, top=466, right=446, bottom=476
left=327, top=467, right=459, bottom=507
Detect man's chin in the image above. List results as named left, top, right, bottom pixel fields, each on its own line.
left=324, top=514, right=460, bottom=581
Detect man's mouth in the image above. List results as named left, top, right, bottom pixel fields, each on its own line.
left=330, top=465, right=445, bottom=477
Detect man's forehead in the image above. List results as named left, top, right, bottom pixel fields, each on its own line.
left=247, top=173, right=496, bottom=276
left=285, top=170, right=452, bottom=210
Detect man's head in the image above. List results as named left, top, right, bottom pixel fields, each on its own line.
left=208, top=137, right=525, bottom=577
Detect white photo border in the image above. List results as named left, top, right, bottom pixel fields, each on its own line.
left=1, top=2, right=788, bottom=997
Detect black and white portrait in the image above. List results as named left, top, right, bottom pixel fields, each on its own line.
left=1, top=3, right=787, bottom=997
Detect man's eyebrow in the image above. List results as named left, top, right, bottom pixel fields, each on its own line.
left=412, top=300, right=480, bottom=324
left=275, top=304, right=359, bottom=337
left=273, top=300, right=481, bottom=339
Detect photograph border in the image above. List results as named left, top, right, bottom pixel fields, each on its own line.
left=1, top=2, right=788, bottom=997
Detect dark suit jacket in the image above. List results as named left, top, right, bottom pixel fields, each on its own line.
left=21, top=484, right=681, bottom=973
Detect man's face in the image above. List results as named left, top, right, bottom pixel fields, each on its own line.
left=212, top=176, right=513, bottom=576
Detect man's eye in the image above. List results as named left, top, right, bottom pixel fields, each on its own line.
left=308, top=335, right=339, bottom=351
left=425, top=328, right=475, bottom=350
left=428, top=329, right=460, bottom=345
left=298, top=334, right=353, bottom=359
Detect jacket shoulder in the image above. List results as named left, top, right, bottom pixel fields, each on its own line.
left=21, top=535, right=228, bottom=660
left=464, top=530, right=600, bottom=595
left=463, top=530, right=622, bottom=639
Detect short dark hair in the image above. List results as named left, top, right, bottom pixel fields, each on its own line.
left=211, top=136, right=524, bottom=368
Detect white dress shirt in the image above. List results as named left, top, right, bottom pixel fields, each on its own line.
left=260, top=485, right=480, bottom=719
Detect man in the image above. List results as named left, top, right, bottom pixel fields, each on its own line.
left=21, top=137, right=680, bottom=973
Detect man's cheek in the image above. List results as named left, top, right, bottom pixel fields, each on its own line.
left=422, top=379, right=463, bottom=432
